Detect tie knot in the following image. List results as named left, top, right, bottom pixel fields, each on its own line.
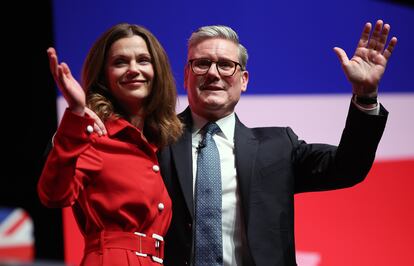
left=203, top=122, right=220, bottom=136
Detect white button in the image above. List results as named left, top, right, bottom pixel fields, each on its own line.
left=152, top=165, right=160, bottom=172
left=86, top=125, right=94, bottom=133
left=158, top=203, right=164, bottom=211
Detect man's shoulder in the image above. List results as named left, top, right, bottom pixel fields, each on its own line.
left=238, top=122, right=294, bottom=140
left=250, top=126, right=291, bottom=138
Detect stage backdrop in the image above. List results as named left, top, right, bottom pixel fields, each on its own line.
left=52, top=0, right=414, bottom=265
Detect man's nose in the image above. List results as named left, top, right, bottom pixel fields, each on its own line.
left=206, top=62, right=220, bottom=77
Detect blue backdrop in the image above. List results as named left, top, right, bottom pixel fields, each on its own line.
left=52, top=0, right=414, bottom=95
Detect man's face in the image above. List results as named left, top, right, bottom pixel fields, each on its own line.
left=184, top=38, right=249, bottom=121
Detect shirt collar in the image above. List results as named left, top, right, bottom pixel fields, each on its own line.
left=191, top=111, right=235, bottom=142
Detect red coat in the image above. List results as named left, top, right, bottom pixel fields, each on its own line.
left=38, top=109, right=172, bottom=266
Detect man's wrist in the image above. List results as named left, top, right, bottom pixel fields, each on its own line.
left=352, top=94, right=380, bottom=115
left=353, top=94, right=378, bottom=105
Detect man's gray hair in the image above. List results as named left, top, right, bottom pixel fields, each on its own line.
left=188, top=25, right=248, bottom=70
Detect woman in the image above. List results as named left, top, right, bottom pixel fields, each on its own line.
left=38, top=23, right=182, bottom=265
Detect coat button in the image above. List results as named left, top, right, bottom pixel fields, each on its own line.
left=152, top=165, right=160, bottom=172
left=158, top=203, right=164, bottom=211
left=86, top=125, right=94, bottom=133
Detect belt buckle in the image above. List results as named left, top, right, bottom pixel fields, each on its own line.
left=134, top=232, right=148, bottom=257
left=151, top=233, right=164, bottom=264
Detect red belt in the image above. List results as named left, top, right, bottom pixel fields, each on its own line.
left=84, top=231, right=164, bottom=264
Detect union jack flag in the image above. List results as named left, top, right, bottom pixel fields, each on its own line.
left=0, top=207, right=34, bottom=262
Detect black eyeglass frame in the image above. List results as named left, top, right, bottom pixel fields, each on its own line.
left=188, top=58, right=244, bottom=77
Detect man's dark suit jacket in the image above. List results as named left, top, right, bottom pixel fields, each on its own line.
left=158, top=103, right=388, bottom=266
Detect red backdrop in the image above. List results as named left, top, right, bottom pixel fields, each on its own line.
left=63, top=159, right=414, bottom=266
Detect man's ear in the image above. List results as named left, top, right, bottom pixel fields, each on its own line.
left=184, top=64, right=189, bottom=90
left=241, top=70, right=249, bottom=92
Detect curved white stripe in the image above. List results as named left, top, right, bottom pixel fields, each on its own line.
left=177, top=93, right=414, bottom=159
left=58, top=93, right=414, bottom=159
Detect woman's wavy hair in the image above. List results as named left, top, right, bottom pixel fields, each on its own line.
left=81, top=23, right=182, bottom=147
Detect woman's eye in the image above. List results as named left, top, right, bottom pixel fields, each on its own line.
left=138, top=57, right=152, bottom=64
left=113, top=59, right=126, bottom=66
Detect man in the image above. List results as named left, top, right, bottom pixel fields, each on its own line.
left=157, top=20, right=397, bottom=266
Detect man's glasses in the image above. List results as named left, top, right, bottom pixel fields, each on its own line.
left=188, top=58, right=243, bottom=77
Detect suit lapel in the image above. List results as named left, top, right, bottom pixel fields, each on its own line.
left=171, top=108, right=195, bottom=217
left=234, top=115, right=258, bottom=224
left=170, top=110, right=258, bottom=221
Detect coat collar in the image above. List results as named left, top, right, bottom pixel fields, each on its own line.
left=105, top=116, right=157, bottom=154
left=170, top=108, right=195, bottom=216
left=234, top=115, right=258, bottom=223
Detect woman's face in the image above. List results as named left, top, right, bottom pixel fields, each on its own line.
left=105, top=35, right=154, bottom=114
